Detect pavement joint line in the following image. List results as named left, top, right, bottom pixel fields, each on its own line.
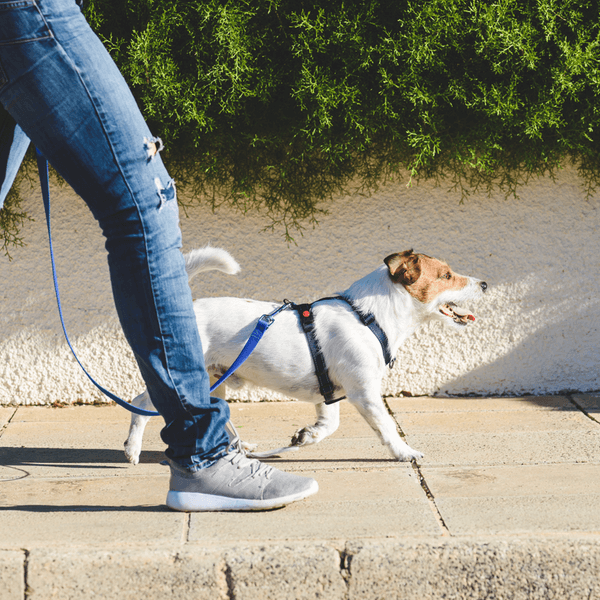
left=337, top=546, right=352, bottom=597
left=567, top=393, right=600, bottom=425
left=339, top=547, right=352, bottom=583
left=22, top=547, right=30, bottom=600
left=0, top=406, right=18, bottom=440
left=224, top=561, right=235, bottom=600
left=383, top=398, right=451, bottom=537
left=382, top=397, right=407, bottom=440
left=184, top=513, right=191, bottom=544
left=411, top=460, right=451, bottom=537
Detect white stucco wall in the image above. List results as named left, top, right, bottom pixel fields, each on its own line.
left=1, top=163, right=599, bottom=406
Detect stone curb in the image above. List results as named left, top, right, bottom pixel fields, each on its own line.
left=0, top=550, right=24, bottom=600
left=3, top=538, right=600, bottom=600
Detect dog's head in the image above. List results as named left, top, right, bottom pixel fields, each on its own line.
left=384, top=250, right=487, bottom=328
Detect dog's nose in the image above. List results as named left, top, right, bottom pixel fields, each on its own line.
left=480, top=281, right=488, bottom=292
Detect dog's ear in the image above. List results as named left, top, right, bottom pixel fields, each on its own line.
left=384, top=250, right=421, bottom=285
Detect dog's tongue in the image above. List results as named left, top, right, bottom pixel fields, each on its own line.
left=452, top=305, right=475, bottom=322
left=440, top=304, right=475, bottom=323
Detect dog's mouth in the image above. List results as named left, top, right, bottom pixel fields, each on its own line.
left=439, top=302, right=475, bottom=326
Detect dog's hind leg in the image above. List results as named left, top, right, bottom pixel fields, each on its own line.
left=124, top=390, right=155, bottom=465
left=291, top=402, right=341, bottom=447
left=347, top=392, right=424, bottom=462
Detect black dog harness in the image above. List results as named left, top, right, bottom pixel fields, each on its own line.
left=289, top=296, right=395, bottom=405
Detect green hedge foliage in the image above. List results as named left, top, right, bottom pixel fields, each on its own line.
left=3, top=0, right=600, bottom=250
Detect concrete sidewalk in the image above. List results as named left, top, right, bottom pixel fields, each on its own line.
left=1, top=393, right=600, bottom=599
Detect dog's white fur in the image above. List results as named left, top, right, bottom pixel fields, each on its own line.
left=124, top=246, right=487, bottom=464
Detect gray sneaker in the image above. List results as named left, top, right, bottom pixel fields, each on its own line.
left=166, top=438, right=319, bottom=512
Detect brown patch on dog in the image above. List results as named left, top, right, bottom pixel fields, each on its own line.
left=385, top=250, right=469, bottom=303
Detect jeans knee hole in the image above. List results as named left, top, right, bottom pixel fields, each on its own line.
left=144, top=136, right=164, bottom=160
left=154, top=177, right=177, bottom=210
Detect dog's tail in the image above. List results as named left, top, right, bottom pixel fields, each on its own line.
left=184, top=246, right=241, bottom=281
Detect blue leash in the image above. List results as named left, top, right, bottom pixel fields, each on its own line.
left=36, top=149, right=282, bottom=417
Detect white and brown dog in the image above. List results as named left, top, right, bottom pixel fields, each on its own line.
left=124, top=247, right=487, bottom=463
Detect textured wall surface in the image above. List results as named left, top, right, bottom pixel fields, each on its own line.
left=1, top=163, right=599, bottom=405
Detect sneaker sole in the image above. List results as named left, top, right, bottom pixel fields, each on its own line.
left=166, top=480, right=319, bottom=512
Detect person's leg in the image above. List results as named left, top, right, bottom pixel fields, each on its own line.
left=0, top=0, right=230, bottom=468
left=0, top=0, right=318, bottom=510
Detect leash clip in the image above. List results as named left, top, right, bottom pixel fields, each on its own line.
left=259, top=314, right=274, bottom=327
left=257, top=299, right=293, bottom=327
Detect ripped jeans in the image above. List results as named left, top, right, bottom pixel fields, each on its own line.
left=0, top=0, right=230, bottom=468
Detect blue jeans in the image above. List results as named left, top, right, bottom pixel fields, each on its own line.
left=0, top=0, right=230, bottom=469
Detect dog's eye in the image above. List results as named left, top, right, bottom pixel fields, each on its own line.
left=442, top=272, right=452, bottom=280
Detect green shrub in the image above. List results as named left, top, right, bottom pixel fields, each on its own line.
left=0, top=183, right=32, bottom=259
left=3, top=0, right=600, bottom=251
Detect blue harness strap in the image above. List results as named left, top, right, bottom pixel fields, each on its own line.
left=291, top=302, right=344, bottom=405
left=291, top=296, right=395, bottom=405
left=336, top=295, right=395, bottom=367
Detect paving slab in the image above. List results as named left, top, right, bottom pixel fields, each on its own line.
left=0, top=408, right=167, bottom=478
left=188, top=468, right=440, bottom=543
left=423, top=463, right=600, bottom=497
left=436, top=493, right=600, bottom=535
left=389, top=395, right=600, bottom=536
left=260, top=440, right=402, bottom=471
left=423, top=464, right=600, bottom=535
left=388, top=395, right=600, bottom=466
left=0, top=474, right=184, bottom=548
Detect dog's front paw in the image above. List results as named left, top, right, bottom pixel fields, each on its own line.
left=401, top=449, right=424, bottom=462
left=291, top=425, right=323, bottom=447
left=389, top=441, right=424, bottom=462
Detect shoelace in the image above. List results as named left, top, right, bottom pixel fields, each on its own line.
left=224, top=435, right=275, bottom=482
